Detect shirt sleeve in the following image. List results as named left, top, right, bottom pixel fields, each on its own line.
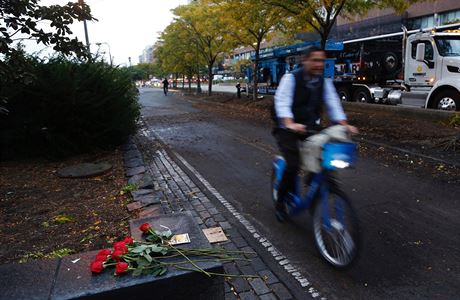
left=274, top=73, right=295, bottom=119
left=323, top=79, right=347, bottom=122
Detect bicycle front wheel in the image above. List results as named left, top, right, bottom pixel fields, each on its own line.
left=312, top=188, right=360, bottom=268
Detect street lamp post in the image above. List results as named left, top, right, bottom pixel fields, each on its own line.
left=96, top=42, right=113, bottom=66
left=78, top=0, right=90, bottom=48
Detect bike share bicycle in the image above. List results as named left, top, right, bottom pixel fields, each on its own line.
left=271, top=125, right=360, bottom=268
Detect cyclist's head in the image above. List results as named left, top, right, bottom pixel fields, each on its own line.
left=302, top=46, right=325, bottom=77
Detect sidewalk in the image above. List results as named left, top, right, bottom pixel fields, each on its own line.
left=122, top=121, right=315, bottom=300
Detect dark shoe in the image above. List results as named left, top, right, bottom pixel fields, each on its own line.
left=275, top=209, right=288, bottom=222
left=275, top=201, right=288, bottom=222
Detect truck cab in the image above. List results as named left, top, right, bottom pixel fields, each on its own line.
left=405, top=30, right=460, bottom=110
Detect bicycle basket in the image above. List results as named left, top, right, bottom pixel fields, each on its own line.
left=322, top=142, right=357, bottom=170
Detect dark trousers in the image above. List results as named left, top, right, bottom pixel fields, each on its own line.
left=274, top=129, right=304, bottom=207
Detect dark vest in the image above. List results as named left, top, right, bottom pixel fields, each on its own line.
left=291, top=68, right=324, bottom=127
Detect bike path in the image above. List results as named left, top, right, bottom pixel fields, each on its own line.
left=139, top=88, right=460, bottom=300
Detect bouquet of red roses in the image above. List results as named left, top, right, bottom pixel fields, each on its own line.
left=89, top=223, right=256, bottom=278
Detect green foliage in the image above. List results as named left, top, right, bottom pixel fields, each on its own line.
left=448, top=113, right=460, bottom=127
left=120, top=183, right=140, bottom=194
left=19, top=248, right=74, bottom=263
left=0, top=53, right=140, bottom=159
left=263, top=0, right=424, bottom=48
left=52, top=215, right=74, bottom=224
left=0, top=0, right=94, bottom=58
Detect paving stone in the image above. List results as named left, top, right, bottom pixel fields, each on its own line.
left=127, top=201, right=143, bottom=211
left=125, top=165, right=146, bottom=177
left=124, top=157, right=144, bottom=168
left=213, top=213, right=226, bottom=222
left=250, top=257, right=267, bottom=272
left=223, top=262, right=239, bottom=275
left=128, top=173, right=154, bottom=189
left=136, top=194, right=162, bottom=205
left=258, top=270, right=279, bottom=285
left=239, top=290, right=258, bottom=300
left=240, top=246, right=257, bottom=258
left=203, top=201, right=215, bottom=209
left=219, top=221, right=232, bottom=230
left=235, top=258, right=251, bottom=268
left=205, top=218, right=217, bottom=227
left=248, top=278, right=270, bottom=295
left=225, top=281, right=232, bottom=293
left=259, top=293, right=278, bottom=300
left=223, top=242, right=238, bottom=251
left=227, top=277, right=251, bottom=293
left=138, top=205, right=162, bottom=218
left=270, top=283, right=293, bottom=300
left=194, top=204, right=206, bottom=212
left=199, top=211, right=211, bottom=220
left=225, top=292, right=238, bottom=300
left=238, top=265, right=257, bottom=277
left=124, top=150, right=141, bottom=160
left=130, top=189, right=154, bottom=199
left=195, top=217, right=204, bottom=225
left=208, top=207, right=219, bottom=215
left=233, top=236, right=248, bottom=248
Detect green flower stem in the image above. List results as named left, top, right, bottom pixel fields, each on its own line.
left=173, top=265, right=260, bottom=279
left=170, top=245, right=211, bottom=277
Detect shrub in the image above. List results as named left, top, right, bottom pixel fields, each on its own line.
left=0, top=54, right=140, bottom=159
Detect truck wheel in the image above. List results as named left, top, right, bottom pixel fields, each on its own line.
left=433, top=90, right=460, bottom=111
left=353, top=87, right=372, bottom=103
left=337, top=86, right=351, bottom=102
left=382, top=52, right=399, bottom=74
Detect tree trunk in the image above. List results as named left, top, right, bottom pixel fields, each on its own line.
left=182, top=74, right=185, bottom=89
left=188, top=73, right=192, bottom=91
left=197, top=71, right=201, bottom=93
left=208, top=65, right=213, bottom=96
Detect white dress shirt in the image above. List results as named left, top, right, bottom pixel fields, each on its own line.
left=274, top=73, right=347, bottom=124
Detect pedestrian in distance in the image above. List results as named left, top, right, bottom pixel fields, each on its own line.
left=162, top=78, right=169, bottom=96
left=236, top=82, right=241, bottom=98
left=272, top=46, right=358, bottom=222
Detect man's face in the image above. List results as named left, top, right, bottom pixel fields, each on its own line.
left=302, top=51, right=326, bottom=76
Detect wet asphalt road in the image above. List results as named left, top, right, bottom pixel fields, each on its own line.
left=139, top=88, right=459, bottom=300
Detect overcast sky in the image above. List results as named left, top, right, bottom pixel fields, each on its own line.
left=32, top=0, right=189, bottom=65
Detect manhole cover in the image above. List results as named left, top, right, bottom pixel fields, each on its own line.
left=57, top=162, right=112, bottom=178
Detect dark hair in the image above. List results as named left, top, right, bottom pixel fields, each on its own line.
left=302, top=46, right=324, bottom=60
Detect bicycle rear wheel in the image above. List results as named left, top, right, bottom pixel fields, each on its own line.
left=312, top=188, right=360, bottom=268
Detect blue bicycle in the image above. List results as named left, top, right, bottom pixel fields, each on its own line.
left=272, top=140, right=360, bottom=268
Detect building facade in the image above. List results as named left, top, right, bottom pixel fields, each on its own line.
left=138, top=45, right=154, bottom=64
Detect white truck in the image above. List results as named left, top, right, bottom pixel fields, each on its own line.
left=334, top=22, right=460, bottom=111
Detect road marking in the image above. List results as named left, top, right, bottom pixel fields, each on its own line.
left=143, top=125, right=326, bottom=300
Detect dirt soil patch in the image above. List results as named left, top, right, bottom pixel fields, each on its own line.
left=0, top=149, right=134, bottom=264
left=176, top=91, right=460, bottom=183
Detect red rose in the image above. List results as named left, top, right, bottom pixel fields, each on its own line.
left=95, top=249, right=111, bottom=262
left=111, top=249, right=124, bottom=261
left=123, top=236, right=134, bottom=245
left=115, top=262, right=129, bottom=275
left=113, top=241, right=128, bottom=253
left=90, top=260, right=104, bottom=273
left=97, top=249, right=111, bottom=256
left=139, top=223, right=151, bottom=233
left=95, top=253, right=109, bottom=262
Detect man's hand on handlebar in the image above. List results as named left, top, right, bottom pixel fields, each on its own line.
left=286, top=122, right=307, bottom=134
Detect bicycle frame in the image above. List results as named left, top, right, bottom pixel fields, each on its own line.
left=273, top=142, right=354, bottom=228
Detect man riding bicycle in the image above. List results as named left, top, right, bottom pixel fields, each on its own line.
left=273, top=46, right=358, bottom=222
